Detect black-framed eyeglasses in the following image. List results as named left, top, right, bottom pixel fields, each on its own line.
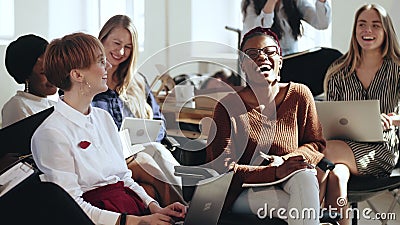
left=244, top=46, right=279, bottom=59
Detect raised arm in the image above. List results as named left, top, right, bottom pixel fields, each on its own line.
left=242, top=0, right=276, bottom=38
left=297, top=0, right=331, bottom=30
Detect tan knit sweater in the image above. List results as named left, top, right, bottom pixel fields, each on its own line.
left=206, top=82, right=325, bottom=205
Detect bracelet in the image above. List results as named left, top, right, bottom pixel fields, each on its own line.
left=120, top=212, right=127, bottom=225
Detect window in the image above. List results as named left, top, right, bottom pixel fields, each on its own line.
left=0, top=0, right=14, bottom=39
left=99, top=0, right=144, bottom=51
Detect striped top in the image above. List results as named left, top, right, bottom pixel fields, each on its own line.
left=326, top=58, right=400, bottom=112
left=326, top=58, right=400, bottom=142
left=326, top=58, right=400, bottom=176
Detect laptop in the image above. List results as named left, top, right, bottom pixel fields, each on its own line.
left=0, top=107, right=54, bottom=157
left=120, top=117, right=163, bottom=144
left=315, top=100, right=384, bottom=142
left=176, top=171, right=234, bottom=225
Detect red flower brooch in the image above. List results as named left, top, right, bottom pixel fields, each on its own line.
left=78, top=141, right=91, bottom=149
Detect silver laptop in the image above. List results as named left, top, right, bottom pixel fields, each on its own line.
left=176, top=171, right=234, bottom=225
left=315, top=100, right=384, bottom=142
left=120, top=117, right=162, bottom=144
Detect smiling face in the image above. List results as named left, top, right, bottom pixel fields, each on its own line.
left=355, top=8, right=385, bottom=53
left=101, top=27, right=133, bottom=68
left=29, top=55, right=57, bottom=97
left=241, top=35, right=282, bottom=86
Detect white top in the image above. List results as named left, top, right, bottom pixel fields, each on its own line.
left=1, top=91, right=56, bottom=128
left=242, top=0, right=331, bottom=55
left=31, top=99, right=156, bottom=225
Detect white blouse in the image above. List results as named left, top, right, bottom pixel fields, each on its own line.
left=1, top=91, right=56, bottom=128
left=31, top=99, right=156, bottom=225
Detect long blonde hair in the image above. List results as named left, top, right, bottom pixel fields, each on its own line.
left=98, top=15, right=153, bottom=119
left=323, top=4, right=400, bottom=93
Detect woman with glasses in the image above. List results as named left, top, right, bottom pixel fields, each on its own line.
left=205, top=26, right=325, bottom=225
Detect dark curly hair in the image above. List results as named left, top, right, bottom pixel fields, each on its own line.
left=240, top=26, right=282, bottom=56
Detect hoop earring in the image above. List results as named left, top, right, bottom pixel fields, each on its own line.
left=79, top=81, right=91, bottom=96
left=24, top=80, right=29, bottom=93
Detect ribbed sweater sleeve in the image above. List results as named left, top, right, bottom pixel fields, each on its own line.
left=205, top=83, right=326, bottom=208
left=205, top=93, right=277, bottom=185
left=205, top=96, right=277, bottom=207
left=276, top=83, right=325, bottom=165
left=205, top=100, right=235, bottom=173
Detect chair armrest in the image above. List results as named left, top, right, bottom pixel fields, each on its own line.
left=317, top=157, right=335, bottom=172
left=174, top=166, right=220, bottom=202
left=174, top=165, right=219, bottom=179
left=161, top=136, right=180, bottom=151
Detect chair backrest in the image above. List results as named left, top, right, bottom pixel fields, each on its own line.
left=0, top=107, right=54, bottom=157
left=280, top=47, right=343, bottom=96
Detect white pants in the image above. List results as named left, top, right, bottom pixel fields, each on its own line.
left=135, top=142, right=181, bottom=186
left=231, top=170, right=320, bottom=225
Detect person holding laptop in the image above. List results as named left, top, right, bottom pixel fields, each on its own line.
left=91, top=15, right=185, bottom=206
left=206, top=27, right=325, bottom=225
left=31, top=32, right=186, bottom=225
left=322, top=4, right=400, bottom=224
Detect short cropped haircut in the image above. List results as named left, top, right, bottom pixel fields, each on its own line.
left=240, top=26, right=281, bottom=55
left=239, top=26, right=282, bottom=64
left=44, top=32, right=105, bottom=91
